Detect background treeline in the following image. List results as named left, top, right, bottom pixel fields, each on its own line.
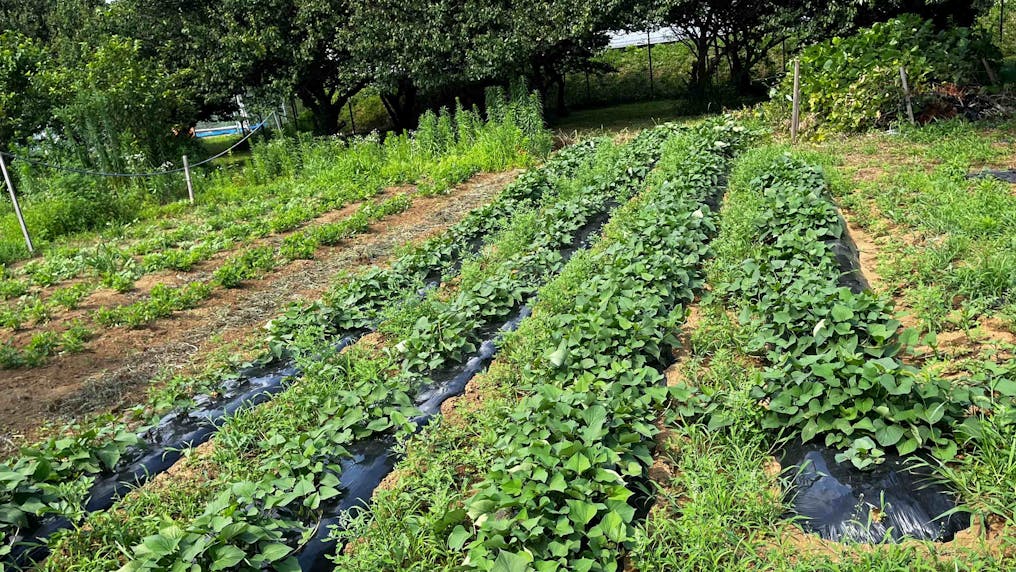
left=1, top=1, right=1005, bottom=156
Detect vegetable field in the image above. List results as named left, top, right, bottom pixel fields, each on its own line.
left=3, top=105, right=1016, bottom=572
left=3, top=1, right=1016, bottom=570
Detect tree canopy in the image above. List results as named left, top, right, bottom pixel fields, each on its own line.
left=0, top=0, right=1000, bottom=159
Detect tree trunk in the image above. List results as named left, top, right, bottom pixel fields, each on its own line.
left=554, top=70, right=568, bottom=116
left=381, top=78, right=419, bottom=131
left=298, top=88, right=343, bottom=135
left=728, top=43, right=753, bottom=94
left=692, top=36, right=709, bottom=91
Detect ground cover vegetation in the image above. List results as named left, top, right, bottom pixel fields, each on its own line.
left=0, top=90, right=547, bottom=369
left=317, top=119, right=757, bottom=571
left=30, top=124, right=675, bottom=572
left=0, top=132, right=596, bottom=569
left=629, top=141, right=1016, bottom=570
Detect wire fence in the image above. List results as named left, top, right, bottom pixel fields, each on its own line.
left=0, top=113, right=273, bottom=179
left=0, top=112, right=276, bottom=255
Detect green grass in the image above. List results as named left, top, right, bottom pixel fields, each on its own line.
left=799, top=118, right=1016, bottom=336
left=552, top=99, right=703, bottom=136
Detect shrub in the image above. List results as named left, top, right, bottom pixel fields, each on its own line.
left=774, top=14, right=1000, bottom=133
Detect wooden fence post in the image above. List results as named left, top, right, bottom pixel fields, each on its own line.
left=899, top=66, right=916, bottom=125
left=647, top=29, right=655, bottom=99
left=791, top=59, right=801, bottom=144
left=182, top=154, right=194, bottom=204
left=983, top=57, right=1000, bottom=85
left=0, top=152, right=34, bottom=254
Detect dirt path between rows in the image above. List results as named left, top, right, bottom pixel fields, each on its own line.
left=2, top=187, right=410, bottom=349
left=0, top=170, right=520, bottom=454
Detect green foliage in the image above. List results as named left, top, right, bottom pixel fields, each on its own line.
left=0, top=422, right=139, bottom=551
left=93, top=282, right=213, bottom=328
left=453, top=121, right=751, bottom=572
left=777, top=15, right=1001, bottom=132
left=0, top=31, right=51, bottom=146
left=214, top=247, right=278, bottom=288
left=45, top=36, right=194, bottom=172
left=705, top=152, right=1000, bottom=467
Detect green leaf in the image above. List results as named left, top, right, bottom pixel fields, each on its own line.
left=259, top=543, right=291, bottom=563
left=210, top=545, right=247, bottom=570
left=600, top=510, right=627, bottom=543
left=492, top=549, right=533, bottom=572
left=993, top=378, right=1016, bottom=397
left=896, top=436, right=919, bottom=456
left=448, top=525, right=471, bottom=550
left=875, top=424, right=905, bottom=447
left=548, top=340, right=568, bottom=367
left=830, top=304, right=853, bottom=321
left=566, top=500, right=598, bottom=526
left=95, top=447, right=121, bottom=471
left=140, top=533, right=181, bottom=557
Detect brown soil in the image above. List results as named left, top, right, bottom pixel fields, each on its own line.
left=0, top=170, right=520, bottom=455
left=1, top=187, right=406, bottom=348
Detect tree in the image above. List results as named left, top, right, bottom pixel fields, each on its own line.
left=0, top=32, right=51, bottom=151
left=651, top=0, right=848, bottom=94
left=100, top=0, right=237, bottom=120
left=350, top=0, right=625, bottom=125
left=46, top=37, right=195, bottom=171
left=212, top=0, right=367, bottom=135
left=854, top=0, right=995, bottom=29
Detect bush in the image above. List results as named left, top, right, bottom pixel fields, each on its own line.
left=774, top=14, right=1001, bottom=133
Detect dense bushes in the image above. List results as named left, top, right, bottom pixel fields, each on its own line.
left=773, top=15, right=1000, bottom=133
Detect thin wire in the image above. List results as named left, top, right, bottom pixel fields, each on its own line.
left=0, top=113, right=275, bottom=178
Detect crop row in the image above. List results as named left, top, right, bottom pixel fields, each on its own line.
left=264, top=139, right=604, bottom=360
left=0, top=191, right=414, bottom=368
left=0, top=92, right=550, bottom=365
left=684, top=151, right=1013, bottom=468
left=28, top=135, right=624, bottom=570
left=0, top=140, right=600, bottom=570
left=325, top=119, right=756, bottom=572
left=81, top=131, right=669, bottom=572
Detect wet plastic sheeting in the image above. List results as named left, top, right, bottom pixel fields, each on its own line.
left=779, top=218, right=970, bottom=544
left=967, top=169, right=1016, bottom=184
left=827, top=215, right=870, bottom=294
left=783, top=442, right=969, bottom=543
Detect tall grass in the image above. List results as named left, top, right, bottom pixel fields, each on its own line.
left=0, top=87, right=550, bottom=266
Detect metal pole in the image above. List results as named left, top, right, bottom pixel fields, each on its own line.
left=0, top=153, right=34, bottom=254
left=647, top=29, right=655, bottom=99
left=348, top=100, right=356, bottom=135
left=1002, top=0, right=1006, bottom=44
left=791, top=59, right=801, bottom=143
left=273, top=109, right=282, bottom=131
left=182, top=154, right=194, bottom=204
left=899, top=66, right=916, bottom=125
